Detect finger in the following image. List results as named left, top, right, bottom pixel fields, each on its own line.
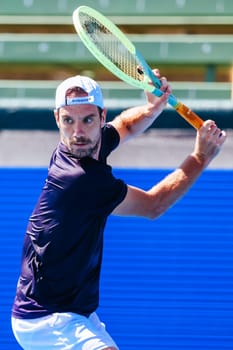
left=218, top=130, right=227, bottom=142
left=207, top=124, right=218, bottom=135
left=152, top=68, right=160, bottom=78
left=204, top=121, right=222, bottom=137
left=203, top=119, right=215, bottom=127
left=160, top=77, right=169, bottom=92
left=203, top=121, right=227, bottom=145
left=201, top=120, right=216, bottom=133
left=214, top=129, right=227, bottom=144
left=159, top=78, right=172, bottom=96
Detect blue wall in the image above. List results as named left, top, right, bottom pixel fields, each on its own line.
left=0, top=168, right=233, bottom=349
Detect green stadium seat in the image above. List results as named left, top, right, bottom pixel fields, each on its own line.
left=0, top=0, right=233, bottom=25
left=0, top=33, right=232, bottom=65
left=0, top=80, right=231, bottom=102
left=0, top=0, right=232, bottom=110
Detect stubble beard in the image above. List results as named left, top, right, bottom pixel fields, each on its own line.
left=69, top=135, right=101, bottom=159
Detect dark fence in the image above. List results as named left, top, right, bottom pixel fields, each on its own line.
left=0, top=106, right=232, bottom=130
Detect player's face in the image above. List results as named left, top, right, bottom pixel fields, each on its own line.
left=54, top=104, right=106, bottom=159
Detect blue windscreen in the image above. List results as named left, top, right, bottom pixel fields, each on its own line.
left=0, top=168, right=232, bottom=350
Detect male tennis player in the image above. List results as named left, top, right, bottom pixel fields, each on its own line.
left=12, top=72, right=226, bottom=350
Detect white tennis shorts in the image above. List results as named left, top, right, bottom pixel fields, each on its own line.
left=11, top=312, right=119, bottom=350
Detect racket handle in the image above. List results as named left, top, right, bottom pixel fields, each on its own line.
left=153, top=89, right=204, bottom=130
left=174, top=102, right=204, bottom=130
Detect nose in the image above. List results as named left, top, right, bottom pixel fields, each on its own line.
left=73, top=119, right=84, bottom=136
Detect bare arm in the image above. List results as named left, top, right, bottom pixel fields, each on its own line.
left=112, top=120, right=227, bottom=219
left=109, top=70, right=171, bottom=144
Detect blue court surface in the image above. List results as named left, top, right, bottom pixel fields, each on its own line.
left=1, top=167, right=233, bottom=349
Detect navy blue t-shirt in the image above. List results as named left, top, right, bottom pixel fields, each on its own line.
left=12, top=124, right=127, bottom=319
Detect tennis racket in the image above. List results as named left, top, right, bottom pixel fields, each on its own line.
left=72, top=5, right=204, bottom=130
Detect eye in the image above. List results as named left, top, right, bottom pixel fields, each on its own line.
left=63, top=116, right=73, bottom=125
left=83, top=115, right=94, bottom=124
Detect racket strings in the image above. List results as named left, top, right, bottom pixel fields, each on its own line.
left=79, top=13, right=143, bottom=82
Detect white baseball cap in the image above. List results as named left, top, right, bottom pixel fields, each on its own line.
left=55, top=75, right=104, bottom=109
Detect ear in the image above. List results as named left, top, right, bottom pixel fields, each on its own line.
left=54, top=109, right=60, bottom=129
left=100, top=108, right=107, bottom=128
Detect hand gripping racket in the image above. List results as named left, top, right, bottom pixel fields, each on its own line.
left=72, top=5, right=204, bottom=129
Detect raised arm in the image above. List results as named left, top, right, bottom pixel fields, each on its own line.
left=109, top=69, right=171, bottom=144
left=112, top=120, right=227, bottom=219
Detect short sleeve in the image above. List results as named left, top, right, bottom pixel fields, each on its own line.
left=99, top=124, right=120, bottom=161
